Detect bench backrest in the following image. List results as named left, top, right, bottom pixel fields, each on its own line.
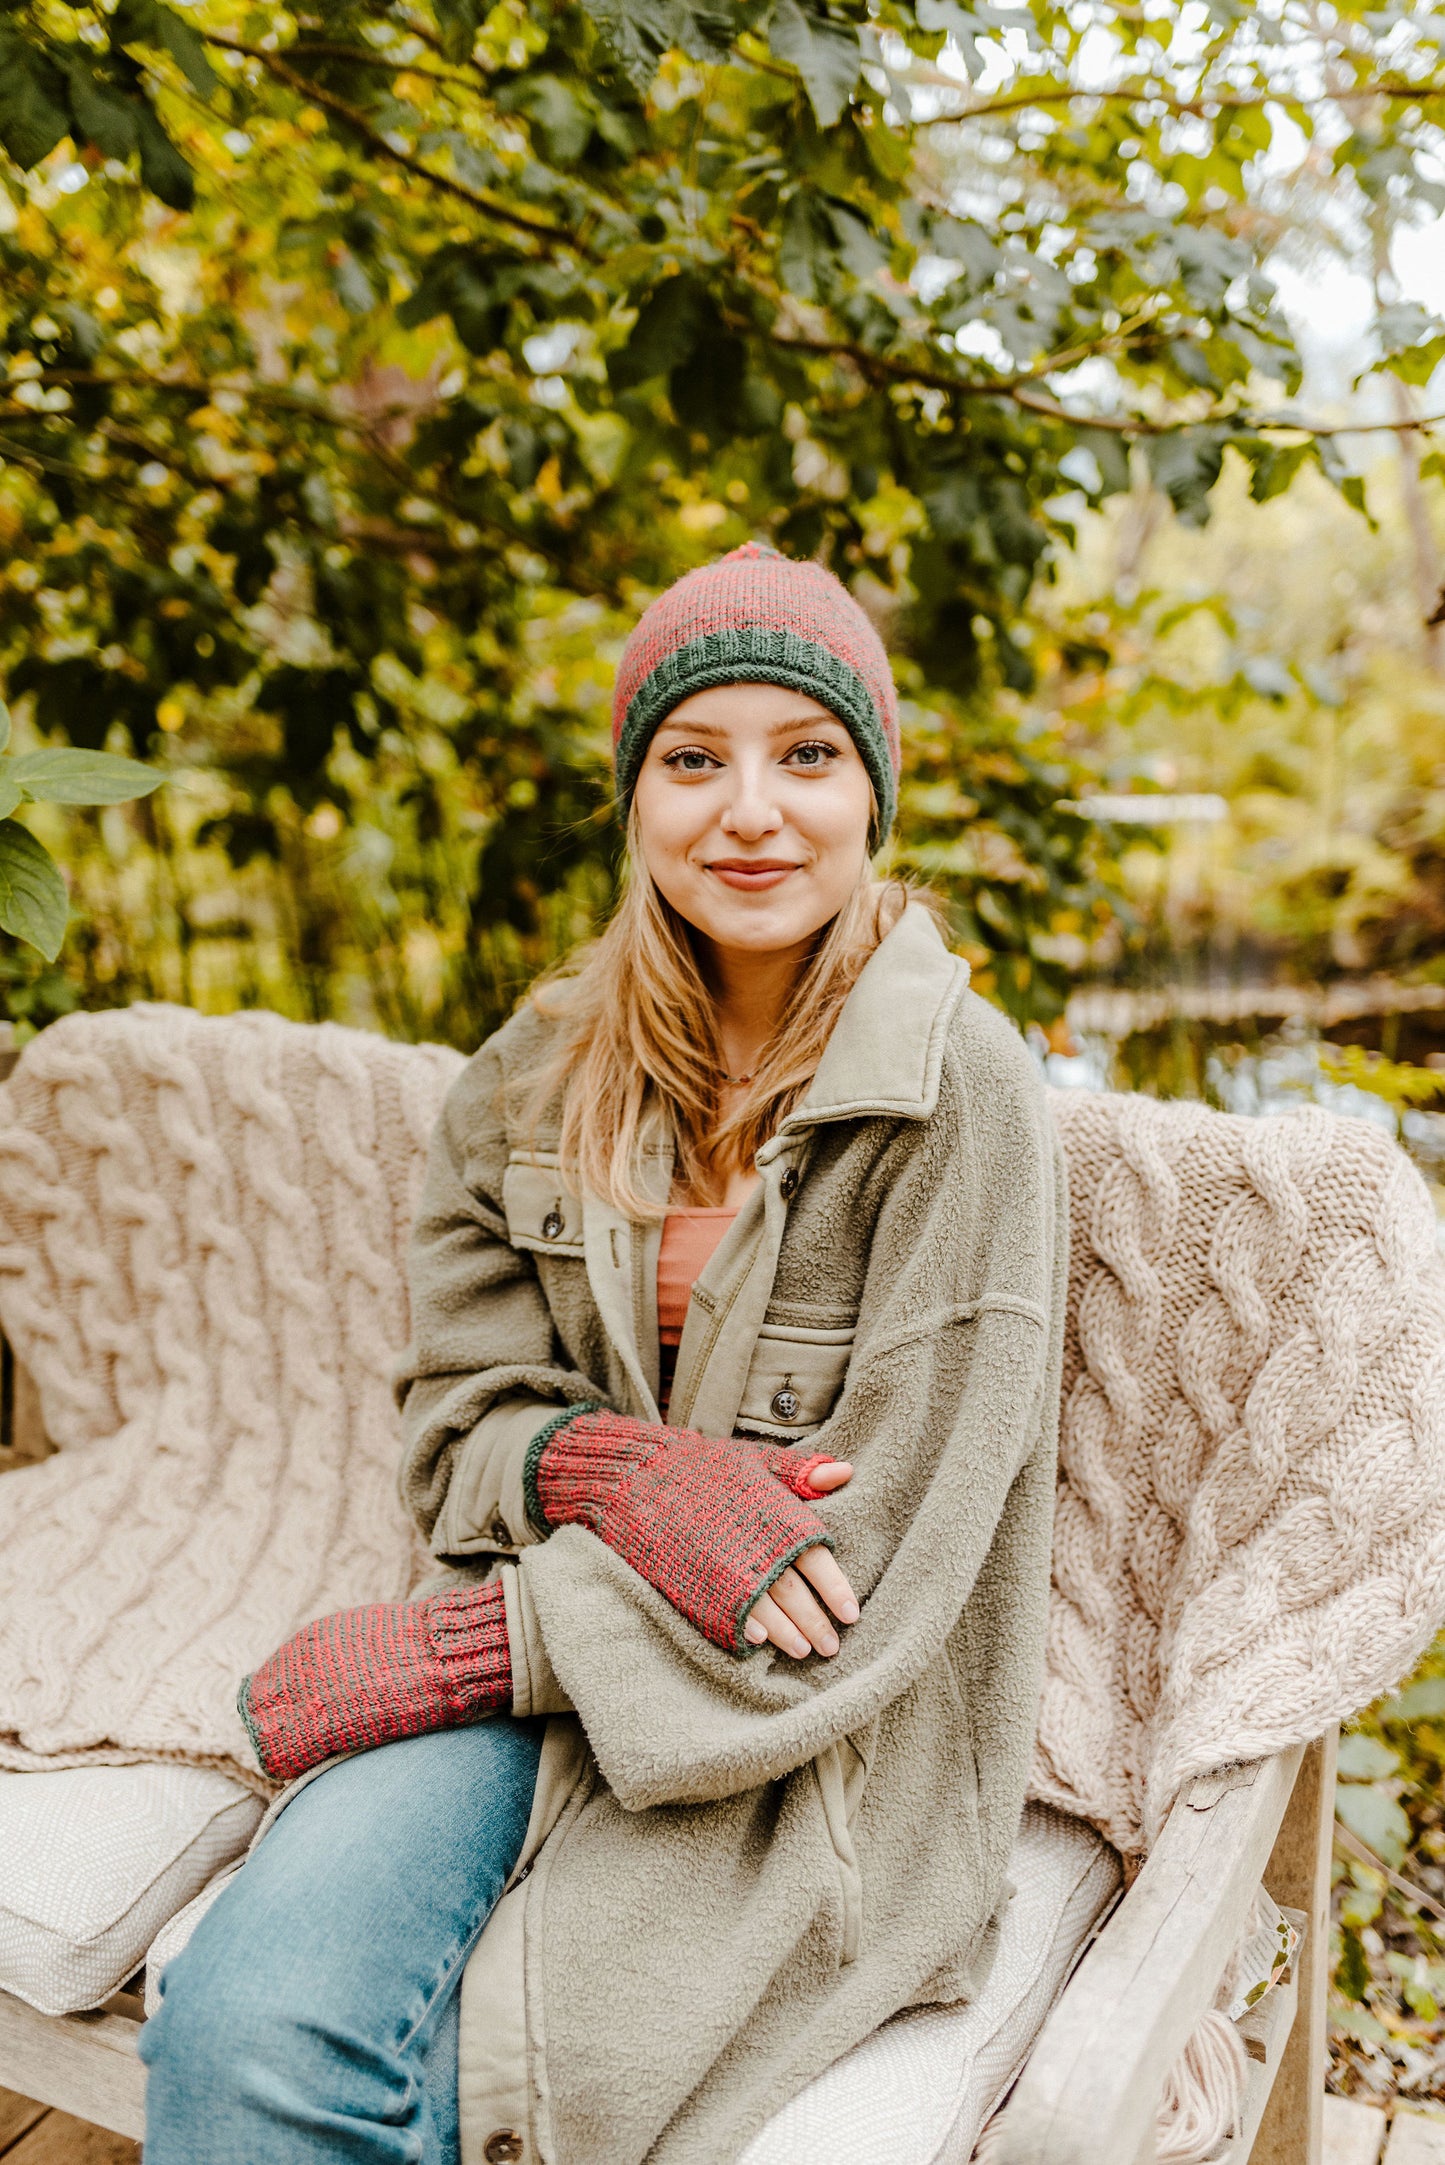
left=1044, top=1087, right=1445, bottom=1857
left=0, top=1006, right=1440, bottom=1855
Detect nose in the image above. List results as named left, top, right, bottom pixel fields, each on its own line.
left=719, top=754, right=784, bottom=841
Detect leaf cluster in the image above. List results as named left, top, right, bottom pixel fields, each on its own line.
left=0, top=0, right=1442, bottom=1031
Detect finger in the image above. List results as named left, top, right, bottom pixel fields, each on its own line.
left=768, top=1566, right=840, bottom=1658
left=794, top=1544, right=860, bottom=1625
left=743, top=1592, right=810, bottom=1660
left=807, top=1461, right=853, bottom=1493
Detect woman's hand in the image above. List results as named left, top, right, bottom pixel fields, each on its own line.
left=743, top=1460, right=858, bottom=1659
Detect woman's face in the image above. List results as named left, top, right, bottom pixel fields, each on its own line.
left=632, top=683, right=875, bottom=961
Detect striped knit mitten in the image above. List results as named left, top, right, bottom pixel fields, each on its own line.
left=525, top=1405, right=835, bottom=1656
left=238, top=1580, right=511, bottom=1783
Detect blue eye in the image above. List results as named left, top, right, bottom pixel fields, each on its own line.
left=787, top=740, right=838, bottom=769
left=663, top=747, right=717, bottom=773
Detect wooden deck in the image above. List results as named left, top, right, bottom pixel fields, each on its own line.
left=0, top=2092, right=137, bottom=2164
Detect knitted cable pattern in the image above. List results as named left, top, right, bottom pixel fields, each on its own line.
left=1038, top=1090, right=1445, bottom=1861
left=0, top=1009, right=1441, bottom=1865
left=0, top=1003, right=463, bottom=1791
left=527, top=1404, right=836, bottom=1655
left=238, top=1579, right=511, bottom=1783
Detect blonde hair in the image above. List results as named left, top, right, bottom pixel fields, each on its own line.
left=522, top=817, right=925, bottom=1219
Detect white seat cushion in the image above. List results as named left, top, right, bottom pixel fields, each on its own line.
left=138, top=1797, right=1119, bottom=2165
left=143, top=1858, right=245, bottom=2015
left=0, top=1763, right=263, bottom=2015
left=741, top=1802, right=1120, bottom=2165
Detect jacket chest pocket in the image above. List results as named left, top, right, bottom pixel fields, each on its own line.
left=502, top=1158, right=584, bottom=1259
left=734, top=1322, right=854, bottom=1442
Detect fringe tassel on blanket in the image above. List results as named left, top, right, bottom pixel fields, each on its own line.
left=974, top=1884, right=1300, bottom=2164
left=972, top=2009, right=1244, bottom=2165
left=1153, top=2012, right=1246, bottom=2162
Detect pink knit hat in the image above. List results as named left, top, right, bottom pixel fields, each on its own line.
left=611, top=543, right=901, bottom=835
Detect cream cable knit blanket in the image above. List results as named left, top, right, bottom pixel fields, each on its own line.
left=0, top=1006, right=1442, bottom=1871
left=1042, top=1088, right=1445, bottom=1860
left=0, top=1004, right=460, bottom=1791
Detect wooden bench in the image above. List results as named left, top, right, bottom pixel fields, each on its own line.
left=0, top=1025, right=1344, bottom=2161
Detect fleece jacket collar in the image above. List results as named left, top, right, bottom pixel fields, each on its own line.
left=578, top=902, right=970, bottom=1433
left=773, top=901, right=970, bottom=1141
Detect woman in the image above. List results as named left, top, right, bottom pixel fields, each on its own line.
left=140, top=542, right=1068, bottom=2165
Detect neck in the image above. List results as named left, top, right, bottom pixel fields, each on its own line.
left=699, top=936, right=814, bottom=1078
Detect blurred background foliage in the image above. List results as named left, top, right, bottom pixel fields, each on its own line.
left=8, top=0, right=1445, bottom=2113
left=3, top=0, right=1445, bottom=1043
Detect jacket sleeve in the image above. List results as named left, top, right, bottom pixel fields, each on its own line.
left=516, top=1010, right=1067, bottom=1811
left=394, top=1038, right=605, bottom=1563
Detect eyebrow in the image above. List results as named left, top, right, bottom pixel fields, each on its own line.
left=654, top=714, right=844, bottom=739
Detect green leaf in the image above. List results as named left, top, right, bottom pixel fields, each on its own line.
left=0, top=780, right=24, bottom=823
left=1335, top=1781, right=1412, bottom=1870
left=1076, top=428, right=1132, bottom=499
left=1145, top=428, right=1225, bottom=527
left=671, top=328, right=745, bottom=440
left=1336, top=1734, right=1401, bottom=1781
left=575, top=0, right=695, bottom=89
left=0, top=823, right=68, bottom=961
left=433, top=0, right=485, bottom=63
left=1245, top=439, right=1309, bottom=504
left=0, top=706, right=12, bottom=759
left=768, top=0, right=861, bottom=127
left=779, top=189, right=833, bottom=302
left=0, top=31, right=71, bottom=169
left=61, top=58, right=139, bottom=163
left=111, top=0, right=218, bottom=98
left=1380, top=1676, right=1445, bottom=1724
left=6, top=750, right=164, bottom=805
left=609, top=273, right=708, bottom=388
left=134, top=103, right=194, bottom=211
left=1340, top=472, right=1373, bottom=524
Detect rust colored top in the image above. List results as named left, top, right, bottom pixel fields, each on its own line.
left=657, top=1207, right=738, bottom=1414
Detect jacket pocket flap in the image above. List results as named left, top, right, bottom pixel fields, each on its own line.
left=502, top=1161, right=584, bottom=1257
left=735, top=1323, right=854, bottom=1440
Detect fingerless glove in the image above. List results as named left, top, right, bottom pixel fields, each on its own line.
left=526, top=1404, right=835, bottom=1656
left=238, top=1579, right=511, bottom=1783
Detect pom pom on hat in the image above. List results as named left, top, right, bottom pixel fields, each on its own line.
left=611, top=543, right=901, bottom=838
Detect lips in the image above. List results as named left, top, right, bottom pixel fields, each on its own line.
left=706, top=860, right=802, bottom=891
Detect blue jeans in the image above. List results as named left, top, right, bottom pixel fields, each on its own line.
left=140, top=1718, right=545, bottom=2164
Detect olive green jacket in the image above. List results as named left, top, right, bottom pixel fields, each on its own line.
left=395, top=905, right=1067, bottom=2165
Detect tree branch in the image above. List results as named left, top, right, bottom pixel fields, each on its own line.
left=764, top=321, right=1164, bottom=399
left=913, top=73, right=1445, bottom=124
left=215, top=43, right=577, bottom=246
left=203, top=32, right=483, bottom=93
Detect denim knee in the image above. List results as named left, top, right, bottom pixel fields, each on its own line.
left=142, top=1937, right=301, bottom=2114
left=142, top=1933, right=419, bottom=2151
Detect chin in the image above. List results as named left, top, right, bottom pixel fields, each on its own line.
left=705, top=905, right=829, bottom=954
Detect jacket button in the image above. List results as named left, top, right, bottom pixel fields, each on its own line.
left=541, top=1207, right=564, bottom=1240
left=488, top=1515, right=510, bottom=1546
left=770, top=1388, right=801, bottom=1423
left=779, top=1168, right=799, bottom=1201
left=484, top=2135, right=525, bottom=2163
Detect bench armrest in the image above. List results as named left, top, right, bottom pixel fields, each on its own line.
left=989, top=1744, right=1306, bottom=2165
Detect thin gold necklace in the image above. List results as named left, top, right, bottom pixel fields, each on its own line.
left=720, top=1071, right=754, bottom=1086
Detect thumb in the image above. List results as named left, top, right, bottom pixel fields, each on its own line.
left=757, top=1446, right=844, bottom=1500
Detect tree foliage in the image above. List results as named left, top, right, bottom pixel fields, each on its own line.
left=1, top=0, right=1444, bottom=1037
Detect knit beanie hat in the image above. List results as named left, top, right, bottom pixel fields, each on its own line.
left=611, top=542, right=901, bottom=838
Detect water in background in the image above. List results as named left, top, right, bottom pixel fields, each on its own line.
left=1034, top=1015, right=1445, bottom=1245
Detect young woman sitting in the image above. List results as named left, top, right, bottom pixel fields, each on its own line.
left=139, top=542, right=1068, bottom=2165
